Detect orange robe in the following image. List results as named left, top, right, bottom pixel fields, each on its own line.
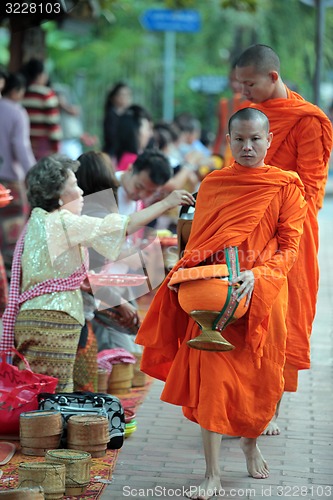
left=136, top=164, right=306, bottom=437
left=246, top=89, right=333, bottom=389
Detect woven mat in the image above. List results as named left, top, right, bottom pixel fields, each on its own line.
left=0, top=378, right=153, bottom=499
left=0, top=449, right=119, bottom=498
left=120, top=377, right=153, bottom=411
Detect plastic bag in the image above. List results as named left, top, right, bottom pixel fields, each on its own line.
left=0, top=349, right=58, bottom=435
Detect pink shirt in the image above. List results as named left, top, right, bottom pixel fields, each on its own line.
left=116, top=152, right=137, bottom=172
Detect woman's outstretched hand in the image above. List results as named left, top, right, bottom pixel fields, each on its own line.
left=164, top=190, right=196, bottom=210
left=116, top=301, right=140, bottom=328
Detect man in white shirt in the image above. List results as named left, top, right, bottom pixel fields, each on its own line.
left=115, top=149, right=173, bottom=214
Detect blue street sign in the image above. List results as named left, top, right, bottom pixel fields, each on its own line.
left=140, top=9, right=201, bottom=33
left=189, top=75, right=228, bottom=95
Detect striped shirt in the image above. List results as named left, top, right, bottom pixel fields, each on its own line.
left=22, top=84, right=62, bottom=143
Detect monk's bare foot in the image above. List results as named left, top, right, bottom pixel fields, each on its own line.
left=262, top=398, right=281, bottom=435
left=185, top=476, right=222, bottom=499
left=262, top=417, right=280, bottom=436
left=240, top=437, right=269, bottom=479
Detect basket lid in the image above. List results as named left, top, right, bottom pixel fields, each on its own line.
left=68, top=415, right=108, bottom=424
left=46, top=449, right=91, bottom=460
left=18, top=462, right=65, bottom=471
left=0, top=486, right=44, bottom=495
left=0, top=442, right=16, bottom=466
left=20, top=410, right=61, bottom=419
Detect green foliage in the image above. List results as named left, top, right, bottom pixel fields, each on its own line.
left=164, top=0, right=197, bottom=7
left=27, top=0, right=332, bottom=143
left=220, top=0, right=258, bottom=12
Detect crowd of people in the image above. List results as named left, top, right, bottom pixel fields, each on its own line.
left=0, top=44, right=332, bottom=499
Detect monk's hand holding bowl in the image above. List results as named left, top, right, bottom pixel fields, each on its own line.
left=230, top=270, right=255, bottom=306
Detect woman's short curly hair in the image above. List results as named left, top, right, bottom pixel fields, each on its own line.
left=26, top=154, right=80, bottom=212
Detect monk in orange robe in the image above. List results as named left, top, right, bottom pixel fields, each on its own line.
left=136, top=108, right=307, bottom=499
left=235, top=44, right=333, bottom=435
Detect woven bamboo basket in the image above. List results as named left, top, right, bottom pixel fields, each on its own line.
left=131, top=353, right=147, bottom=387
left=45, top=449, right=91, bottom=496
left=108, top=363, right=133, bottom=394
left=97, top=368, right=109, bottom=393
left=20, top=410, right=62, bottom=457
left=18, top=463, right=65, bottom=500
left=0, top=487, right=45, bottom=499
left=67, top=415, right=109, bottom=458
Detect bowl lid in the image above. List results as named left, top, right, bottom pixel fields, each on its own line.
left=169, top=264, right=229, bottom=286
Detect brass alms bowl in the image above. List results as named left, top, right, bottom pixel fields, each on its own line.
left=169, top=264, right=249, bottom=351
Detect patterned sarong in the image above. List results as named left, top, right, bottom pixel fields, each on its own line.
left=73, top=320, right=98, bottom=392
left=14, top=309, right=81, bottom=392
left=0, top=251, right=8, bottom=317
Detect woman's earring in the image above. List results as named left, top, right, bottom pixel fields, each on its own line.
left=59, top=199, right=64, bottom=207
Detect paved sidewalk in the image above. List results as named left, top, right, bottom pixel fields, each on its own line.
left=103, top=197, right=333, bottom=500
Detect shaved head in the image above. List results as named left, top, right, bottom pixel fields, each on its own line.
left=236, top=44, right=280, bottom=74
left=228, top=108, right=270, bottom=135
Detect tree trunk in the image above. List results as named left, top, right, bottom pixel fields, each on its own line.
left=9, top=22, right=45, bottom=72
